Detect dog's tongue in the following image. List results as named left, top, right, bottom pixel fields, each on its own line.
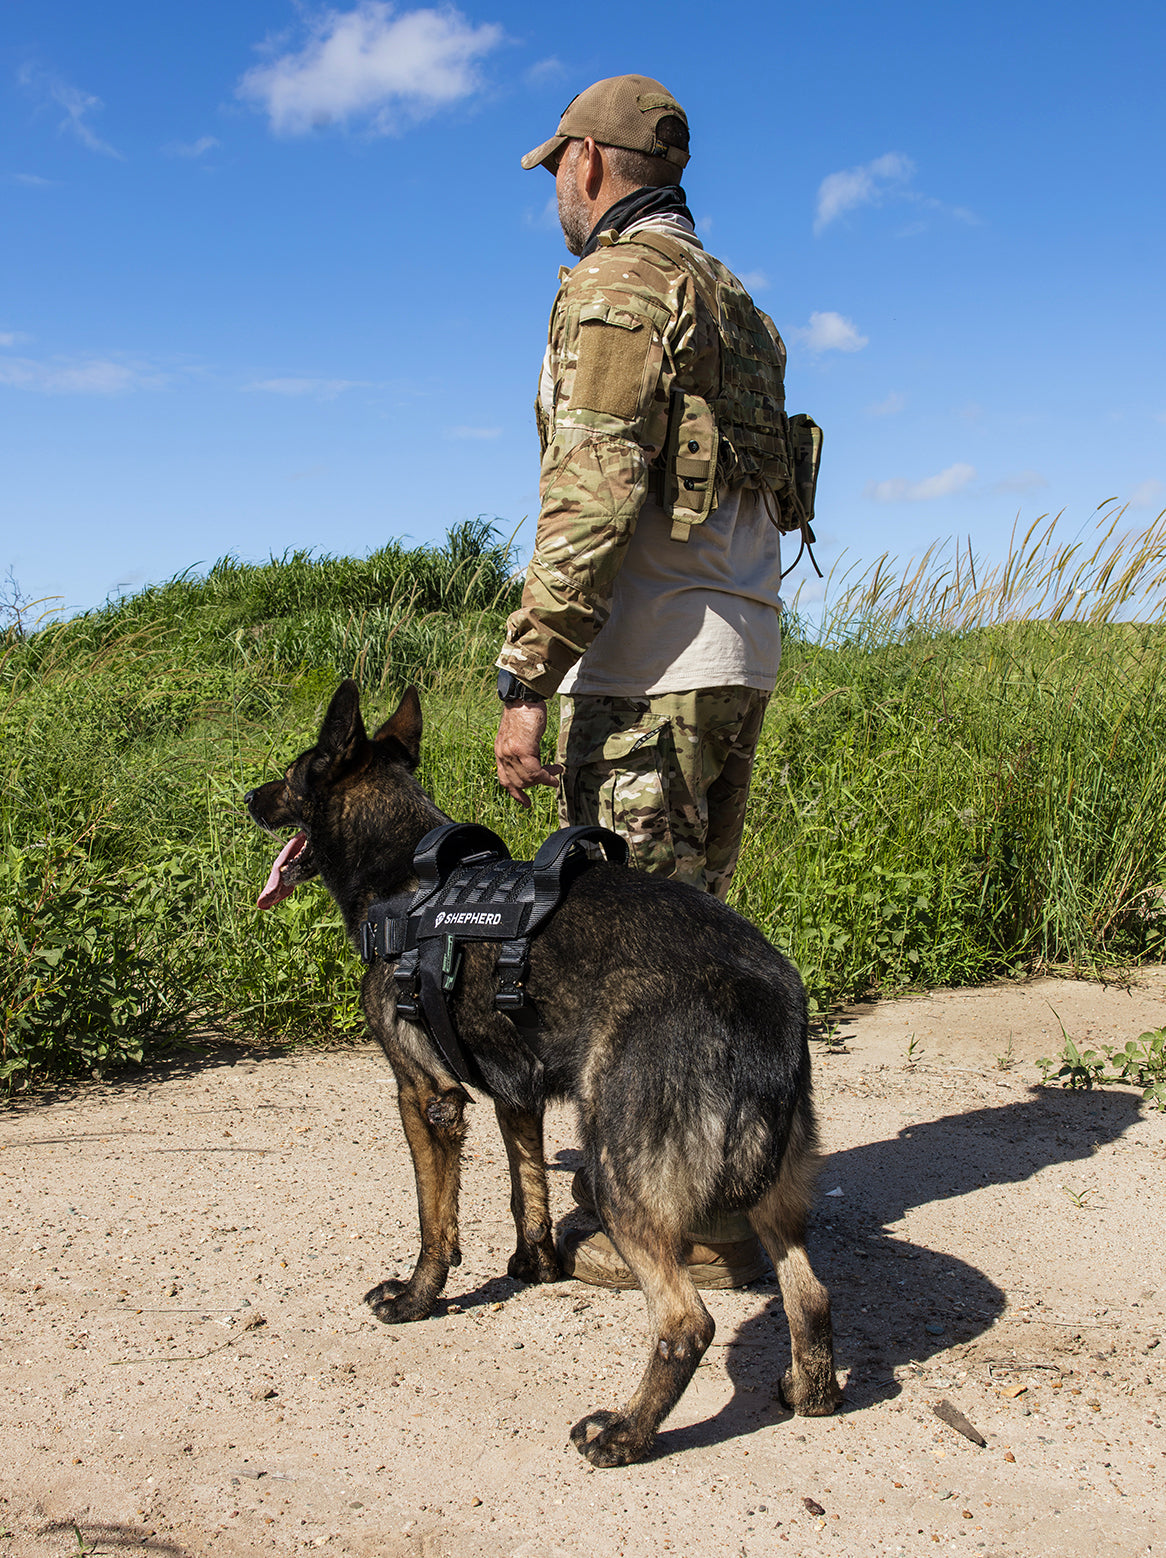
left=257, top=832, right=307, bottom=910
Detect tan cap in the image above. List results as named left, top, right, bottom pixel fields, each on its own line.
left=521, top=74, right=689, bottom=173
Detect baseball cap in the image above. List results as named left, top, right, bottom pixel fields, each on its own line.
left=521, top=74, right=690, bottom=173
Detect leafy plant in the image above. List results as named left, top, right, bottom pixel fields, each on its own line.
left=1105, top=1029, right=1166, bottom=1109
left=0, top=834, right=192, bottom=1082
left=1036, top=1035, right=1108, bottom=1091
left=1037, top=1023, right=1166, bottom=1107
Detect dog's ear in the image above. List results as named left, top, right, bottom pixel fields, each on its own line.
left=373, top=685, right=422, bottom=769
left=311, top=679, right=368, bottom=780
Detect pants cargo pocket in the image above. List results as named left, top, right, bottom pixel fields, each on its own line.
left=566, top=720, right=674, bottom=874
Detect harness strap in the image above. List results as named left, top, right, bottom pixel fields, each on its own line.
left=417, top=935, right=477, bottom=1087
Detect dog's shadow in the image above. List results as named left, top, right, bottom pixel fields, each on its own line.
left=653, top=1083, right=1144, bottom=1454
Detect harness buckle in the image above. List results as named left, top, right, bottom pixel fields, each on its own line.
left=378, top=917, right=407, bottom=959
left=392, top=949, right=421, bottom=1020
left=493, top=939, right=529, bottom=1014
left=359, top=919, right=376, bottom=965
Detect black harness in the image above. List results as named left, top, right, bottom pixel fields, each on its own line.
left=358, top=823, right=628, bottom=1086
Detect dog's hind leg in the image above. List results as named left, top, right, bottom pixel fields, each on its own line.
left=746, top=1147, right=841, bottom=1416
left=365, top=1077, right=467, bottom=1325
left=570, top=1211, right=714, bottom=1467
left=494, top=1102, right=562, bottom=1285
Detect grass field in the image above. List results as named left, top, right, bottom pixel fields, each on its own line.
left=4, top=510, right=1166, bottom=1085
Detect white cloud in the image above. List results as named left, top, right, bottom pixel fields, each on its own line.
left=866, top=463, right=976, bottom=503
left=794, top=311, right=868, bottom=354
left=814, top=152, right=913, bottom=233
left=166, top=136, right=221, bottom=158
left=0, top=356, right=163, bottom=394
left=9, top=172, right=57, bottom=187
left=992, top=470, right=1049, bottom=494
left=736, top=270, right=770, bottom=293
left=523, top=193, right=559, bottom=232
left=814, top=151, right=976, bottom=235
left=866, top=391, right=905, bottom=417
left=19, top=64, right=124, bottom=159
left=244, top=377, right=370, bottom=399
left=525, top=57, right=564, bottom=87
left=449, top=425, right=502, bottom=439
left=238, top=3, right=503, bottom=136
left=0, top=331, right=31, bottom=348
left=1129, top=479, right=1165, bottom=510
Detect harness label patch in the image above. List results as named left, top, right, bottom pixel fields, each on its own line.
left=418, top=902, right=526, bottom=940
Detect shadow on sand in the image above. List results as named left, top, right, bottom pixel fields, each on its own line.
left=656, top=1083, right=1144, bottom=1454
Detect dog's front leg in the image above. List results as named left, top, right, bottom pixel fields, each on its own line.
left=365, top=1080, right=467, bottom=1324
left=494, top=1102, right=561, bottom=1285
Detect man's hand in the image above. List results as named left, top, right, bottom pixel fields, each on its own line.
left=495, top=700, right=563, bottom=808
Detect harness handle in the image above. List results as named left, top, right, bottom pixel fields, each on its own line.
left=412, top=823, right=511, bottom=905
left=526, top=825, right=629, bottom=939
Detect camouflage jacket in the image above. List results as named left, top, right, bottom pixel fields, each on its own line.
left=497, top=225, right=788, bottom=698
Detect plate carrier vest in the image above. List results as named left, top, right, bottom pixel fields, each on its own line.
left=622, top=229, right=823, bottom=571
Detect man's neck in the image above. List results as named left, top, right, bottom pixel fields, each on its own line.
left=579, top=184, right=694, bottom=259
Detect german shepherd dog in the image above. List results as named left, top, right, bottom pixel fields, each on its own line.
left=246, top=681, right=840, bottom=1465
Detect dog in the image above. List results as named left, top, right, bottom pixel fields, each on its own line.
left=245, top=679, right=840, bottom=1465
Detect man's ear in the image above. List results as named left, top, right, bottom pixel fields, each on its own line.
left=311, top=679, right=369, bottom=779
left=373, top=685, right=423, bottom=769
left=581, top=136, right=605, bottom=201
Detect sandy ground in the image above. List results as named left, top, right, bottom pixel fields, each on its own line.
left=2, top=970, right=1164, bottom=1558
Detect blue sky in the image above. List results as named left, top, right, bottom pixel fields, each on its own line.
left=2, top=0, right=1164, bottom=619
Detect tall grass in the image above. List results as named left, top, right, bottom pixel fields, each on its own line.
left=3, top=510, right=1165, bottom=1083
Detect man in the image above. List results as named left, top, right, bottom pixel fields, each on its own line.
left=494, top=75, right=809, bottom=1288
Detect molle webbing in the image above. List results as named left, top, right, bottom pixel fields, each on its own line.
left=625, top=229, right=792, bottom=502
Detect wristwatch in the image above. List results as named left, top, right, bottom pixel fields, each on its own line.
left=497, top=669, right=546, bottom=705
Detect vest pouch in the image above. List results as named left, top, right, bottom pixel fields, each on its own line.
left=661, top=389, right=720, bottom=542
left=787, top=414, right=823, bottom=528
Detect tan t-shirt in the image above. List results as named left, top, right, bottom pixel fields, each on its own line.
left=557, top=483, right=783, bottom=697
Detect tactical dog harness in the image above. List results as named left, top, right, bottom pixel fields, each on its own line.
left=358, top=823, right=628, bottom=1086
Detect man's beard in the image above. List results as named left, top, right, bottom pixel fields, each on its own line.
left=557, top=174, right=591, bottom=257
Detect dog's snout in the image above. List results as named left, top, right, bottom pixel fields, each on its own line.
left=244, top=789, right=256, bottom=808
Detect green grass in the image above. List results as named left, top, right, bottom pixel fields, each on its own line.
left=4, top=509, right=1166, bottom=1085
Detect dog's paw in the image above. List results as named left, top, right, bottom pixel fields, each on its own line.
left=569, top=1410, right=653, bottom=1467
left=779, top=1366, right=842, bottom=1417
left=507, top=1240, right=562, bottom=1285
left=363, top=1279, right=433, bottom=1325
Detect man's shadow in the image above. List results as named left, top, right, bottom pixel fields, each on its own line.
left=657, top=1083, right=1144, bottom=1453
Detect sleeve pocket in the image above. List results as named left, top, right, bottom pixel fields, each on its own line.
left=571, top=313, right=652, bottom=421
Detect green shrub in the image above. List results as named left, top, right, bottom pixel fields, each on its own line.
left=5, top=510, right=1166, bottom=1083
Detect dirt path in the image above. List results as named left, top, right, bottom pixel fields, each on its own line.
left=2, top=971, right=1164, bottom=1558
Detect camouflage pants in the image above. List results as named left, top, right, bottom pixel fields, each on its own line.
left=556, top=687, right=769, bottom=899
